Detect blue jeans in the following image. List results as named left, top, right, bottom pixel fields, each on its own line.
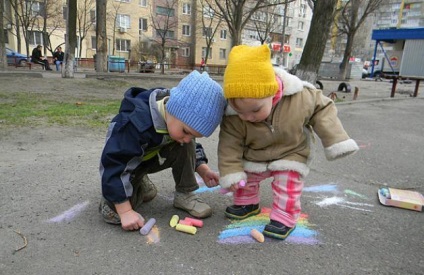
left=55, top=60, right=62, bottom=71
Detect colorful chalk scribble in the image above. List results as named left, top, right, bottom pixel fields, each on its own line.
left=218, top=207, right=319, bottom=245
left=146, top=226, right=160, bottom=244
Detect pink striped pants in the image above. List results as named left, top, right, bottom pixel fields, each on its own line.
left=233, top=170, right=303, bottom=227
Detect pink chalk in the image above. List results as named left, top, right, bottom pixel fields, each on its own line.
left=139, top=218, right=156, bottom=235
left=178, top=219, right=193, bottom=226
left=219, top=180, right=246, bottom=194
left=184, top=217, right=203, bottom=228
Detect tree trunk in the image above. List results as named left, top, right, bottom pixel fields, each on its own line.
left=96, top=0, right=108, bottom=72
left=338, top=32, right=355, bottom=80
left=0, top=0, right=6, bottom=70
left=295, top=0, right=338, bottom=83
left=63, top=0, right=77, bottom=78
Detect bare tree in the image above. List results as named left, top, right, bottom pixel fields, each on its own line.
left=250, top=4, right=281, bottom=45
left=76, top=0, right=96, bottom=58
left=295, top=0, right=338, bottom=83
left=198, top=0, right=223, bottom=65
left=9, top=0, right=44, bottom=57
left=96, top=0, right=108, bottom=72
left=63, top=0, right=77, bottom=78
left=107, top=1, right=123, bottom=56
left=7, top=0, right=61, bottom=57
left=150, top=0, right=179, bottom=74
left=0, top=0, right=6, bottom=70
left=335, top=0, right=383, bottom=80
left=204, top=0, right=287, bottom=47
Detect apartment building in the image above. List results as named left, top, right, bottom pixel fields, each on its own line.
left=3, top=0, right=311, bottom=70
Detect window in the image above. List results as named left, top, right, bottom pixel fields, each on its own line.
left=156, top=6, right=174, bottom=16
left=220, top=29, right=227, bottom=39
left=139, top=0, right=147, bottom=7
left=181, top=47, right=190, bottom=57
left=156, top=29, right=175, bottom=39
left=90, top=10, right=96, bottom=23
left=139, top=18, right=148, bottom=33
left=3, top=29, right=9, bottom=44
left=203, top=27, right=212, bottom=37
left=116, top=39, right=131, bottom=51
left=203, top=6, right=214, bottom=18
left=26, top=1, right=45, bottom=16
left=116, top=14, right=130, bottom=28
left=298, top=21, right=304, bottom=31
left=182, top=25, right=191, bottom=36
left=182, top=3, right=191, bottom=15
left=299, top=4, right=306, bottom=17
left=295, top=38, right=303, bottom=47
left=28, top=31, right=43, bottom=45
left=63, top=6, right=67, bottom=20
left=91, top=36, right=96, bottom=49
left=202, top=47, right=212, bottom=59
left=219, top=48, right=226, bottom=59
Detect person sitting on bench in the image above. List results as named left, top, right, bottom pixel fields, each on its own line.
left=31, top=45, right=52, bottom=71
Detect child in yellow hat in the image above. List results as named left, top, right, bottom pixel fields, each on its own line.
left=218, top=45, right=359, bottom=240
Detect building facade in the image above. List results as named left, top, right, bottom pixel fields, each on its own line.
left=3, top=0, right=312, bottom=70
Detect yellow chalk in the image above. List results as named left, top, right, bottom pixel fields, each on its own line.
left=169, top=215, right=179, bottom=228
left=250, top=229, right=265, bottom=243
left=175, top=223, right=197, bottom=235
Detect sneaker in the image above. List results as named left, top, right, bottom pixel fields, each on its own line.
left=99, top=198, right=121, bottom=225
left=174, top=192, right=212, bottom=218
left=140, top=174, right=157, bottom=203
left=224, top=204, right=260, bottom=220
left=263, top=220, right=295, bottom=240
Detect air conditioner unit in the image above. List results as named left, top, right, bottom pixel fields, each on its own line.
left=119, top=27, right=127, bottom=33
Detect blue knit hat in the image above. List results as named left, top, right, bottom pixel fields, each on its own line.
left=167, top=71, right=226, bottom=137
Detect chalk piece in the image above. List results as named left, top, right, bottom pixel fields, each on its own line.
left=178, top=219, right=192, bottom=226
left=250, top=229, right=265, bottom=243
left=175, top=223, right=197, bottom=235
left=184, top=217, right=203, bottom=228
left=169, top=215, right=179, bottom=227
left=139, top=218, right=156, bottom=235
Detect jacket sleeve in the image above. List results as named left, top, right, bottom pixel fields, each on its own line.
left=218, top=116, right=248, bottom=188
left=100, top=120, right=147, bottom=204
left=195, top=142, right=208, bottom=168
left=308, top=89, right=359, bottom=160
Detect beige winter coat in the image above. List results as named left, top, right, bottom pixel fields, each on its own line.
left=218, top=67, right=359, bottom=189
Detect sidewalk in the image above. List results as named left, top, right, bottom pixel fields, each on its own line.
left=0, top=73, right=423, bottom=274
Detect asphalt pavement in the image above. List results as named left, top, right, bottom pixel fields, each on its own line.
left=0, top=70, right=423, bottom=274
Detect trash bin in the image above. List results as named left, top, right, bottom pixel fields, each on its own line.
left=108, top=56, right=125, bottom=72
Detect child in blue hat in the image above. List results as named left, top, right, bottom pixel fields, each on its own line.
left=99, top=71, right=226, bottom=231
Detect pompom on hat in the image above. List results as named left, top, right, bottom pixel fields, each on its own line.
left=223, top=44, right=278, bottom=99
left=167, top=70, right=226, bottom=137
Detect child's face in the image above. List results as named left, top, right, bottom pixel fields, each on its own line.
left=166, top=112, right=203, bottom=144
left=229, top=97, right=273, bottom=122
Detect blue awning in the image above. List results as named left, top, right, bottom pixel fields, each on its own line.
left=372, top=28, right=424, bottom=42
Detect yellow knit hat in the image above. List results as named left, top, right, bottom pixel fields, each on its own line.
left=223, top=44, right=278, bottom=99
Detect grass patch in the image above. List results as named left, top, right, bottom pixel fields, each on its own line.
left=0, top=91, right=120, bottom=128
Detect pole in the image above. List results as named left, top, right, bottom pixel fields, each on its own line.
left=281, top=1, right=288, bottom=67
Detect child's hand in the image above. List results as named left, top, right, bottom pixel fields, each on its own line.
left=115, top=201, right=145, bottom=231
left=119, top=210, right=145, bottom=231
left=196, top=164, right=219, bottom=187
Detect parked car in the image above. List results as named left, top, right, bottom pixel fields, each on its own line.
left=6, top=48, right=29, bottom=66
left=139, top=60, right=155, bottom=73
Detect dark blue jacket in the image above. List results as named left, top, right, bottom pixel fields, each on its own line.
left=100, top=87, right=208, bottom=203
